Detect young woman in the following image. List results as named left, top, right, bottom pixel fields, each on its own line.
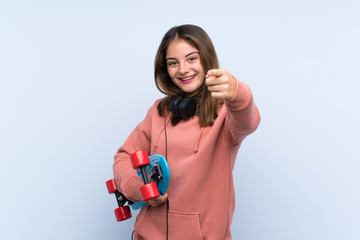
left=113, top=24, right=260, bottom=240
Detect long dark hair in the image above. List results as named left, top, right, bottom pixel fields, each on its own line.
left=154, top=24, right=221, bottom=127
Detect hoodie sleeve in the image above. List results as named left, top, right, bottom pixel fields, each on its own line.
left=113, top=103, right=156, bottom=202
left=224, top=79, right=261, bottom=145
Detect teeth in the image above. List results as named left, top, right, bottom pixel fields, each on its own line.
left=180, top=75, right=194, bottom=81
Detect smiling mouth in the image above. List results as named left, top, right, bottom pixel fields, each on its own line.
left=178, top=74, right=196, bottom=83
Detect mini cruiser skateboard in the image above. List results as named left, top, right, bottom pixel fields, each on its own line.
left=106, top=150, right=170, bottom=221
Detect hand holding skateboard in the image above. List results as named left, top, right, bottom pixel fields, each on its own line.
left=146, top=192, right=168, bottom=207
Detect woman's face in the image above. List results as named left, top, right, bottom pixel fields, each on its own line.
left=166, top=39, right=205, bottom=93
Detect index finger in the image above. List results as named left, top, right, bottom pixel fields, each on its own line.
left=206, top=69, right=223, bottom=78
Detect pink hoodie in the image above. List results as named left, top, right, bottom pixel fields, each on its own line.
left=113, top=80, right=260, bottom=239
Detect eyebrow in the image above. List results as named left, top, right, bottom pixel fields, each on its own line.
left=166, top=51, right=200, bottom=61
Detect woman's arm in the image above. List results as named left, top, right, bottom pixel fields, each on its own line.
left=206, top=69, right=261, bottom=145
left=113, top=104, right=155, bottom=202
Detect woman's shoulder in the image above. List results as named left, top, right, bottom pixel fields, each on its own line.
left=150, top=98, right=164, bottom=109
left=144, top=98, right=165, bottom=116
left=154, top=98, right=164, bottom=105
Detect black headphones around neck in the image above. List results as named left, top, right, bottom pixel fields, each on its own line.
left=169, top=96, right=197, bottom=120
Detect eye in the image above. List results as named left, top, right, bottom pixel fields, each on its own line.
left=167, top=61, right=178, bottom=67
left=188, top=57, right=197, bottom=63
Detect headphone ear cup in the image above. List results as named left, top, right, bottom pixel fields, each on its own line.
left=178, top=98, right=197, bottom=120
left=170, top=96, right=196, bottom=120
left=169, top=96, right=183, bottom=117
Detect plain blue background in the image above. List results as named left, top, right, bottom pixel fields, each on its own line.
left=1, top=0, right=359, bottom=239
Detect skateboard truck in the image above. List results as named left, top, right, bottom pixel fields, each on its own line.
left=106, top=179, right=133, bottom=221
left=130, top=150, right=162, bottom=201
left=139, top=162, right=163, bottom=185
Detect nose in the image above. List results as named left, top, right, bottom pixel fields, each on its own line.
left=179, top=62, right=190, bottom=75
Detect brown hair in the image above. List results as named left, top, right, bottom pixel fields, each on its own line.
left=154, top=24, right=221, bottom=127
